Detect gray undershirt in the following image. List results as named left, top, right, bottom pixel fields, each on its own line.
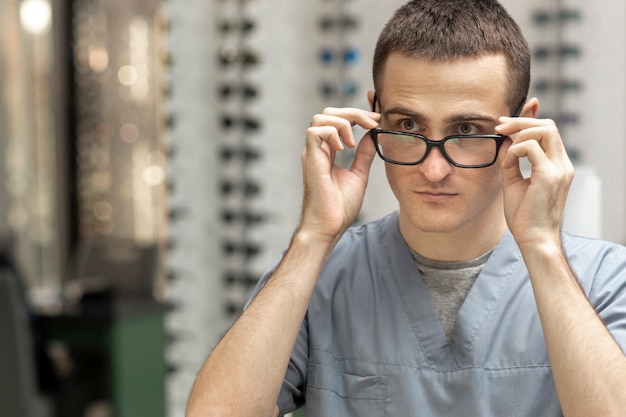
left=410, top=249, right=494, bottom=343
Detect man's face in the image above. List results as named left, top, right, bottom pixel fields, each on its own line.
left=376, top=53, right=512, bottom=240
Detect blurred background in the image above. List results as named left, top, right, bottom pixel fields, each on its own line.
left=0, top=0, right=624, bottom=416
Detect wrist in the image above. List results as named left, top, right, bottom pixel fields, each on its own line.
left=513, top=230, right=563, bottom=257
left=294, top=215, right=349, bottom=246
left=517, top=238, right=562, bottom=257
left=291, top=225, right=342, bottom=253
left=517, top=236, right=565, bottom=269
left=267, top=227, right=339, bottom=296
left=517, top=237, right=582, bottom=290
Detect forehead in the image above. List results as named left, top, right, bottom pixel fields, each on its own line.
left=378, top=53, right=509, bottom=115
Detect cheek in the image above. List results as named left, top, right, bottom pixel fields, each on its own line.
left=384, top=163, right=406, bottom=198
left=474, top=166, right=504, bottom=196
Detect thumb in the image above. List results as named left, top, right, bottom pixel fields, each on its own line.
left=350, top=131, right=377, bottom=181
left=499, top=139, right=522, bottom=185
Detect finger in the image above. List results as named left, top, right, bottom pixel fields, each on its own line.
left=502, top=139, right=548, bottom=170
left=499, top=124, right=565, bottom=157
left=302, top=128, right=337, bottom=183
left=495, top=116, right=555, bottom=137
left=311, top=109, right=380, bottom=148
left=309, top=115, right=354, bottom=148
left=350, top=131, right=377, bottom=180
left=306, top=125, right=346, bottom=151
left=500, top=147, right=524, bottom=187
left=318, top=106, right=381, bottom=126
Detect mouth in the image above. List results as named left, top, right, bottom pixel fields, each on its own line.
left=416, top=189, right=457, bottom=195
left=415, top=190, right=458, bottom=201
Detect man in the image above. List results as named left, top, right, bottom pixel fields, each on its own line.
left=187, top=1, right=626, bottom=416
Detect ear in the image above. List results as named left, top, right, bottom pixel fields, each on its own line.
left=522, top=97, right=539, bottom=118
left=367, top=90, right=376, bottom=111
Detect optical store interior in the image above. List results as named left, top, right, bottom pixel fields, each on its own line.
left=1, top=0, right=625, bottom=416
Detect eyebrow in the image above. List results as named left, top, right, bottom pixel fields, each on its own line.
left=384, top=106, right=430, bottom=124
left=383, top=105, right=499, bottom=125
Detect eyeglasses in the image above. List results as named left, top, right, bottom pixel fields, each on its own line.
left=370, top=95, right=526, bottom=168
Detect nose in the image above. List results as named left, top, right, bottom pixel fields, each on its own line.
left=418, top=146, right=452, bottom=182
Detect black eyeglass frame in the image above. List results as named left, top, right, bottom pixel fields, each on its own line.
left=370, top=94, right=527, bottom=168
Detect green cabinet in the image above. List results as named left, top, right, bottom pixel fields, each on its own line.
left=111, top=310, right=166, bottom=417
left=40, top=303, right=166, bottom=417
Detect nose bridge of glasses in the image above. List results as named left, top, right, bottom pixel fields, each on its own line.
left=422, top=137, right=453, bottom=164
left=417, top=140, right=455, bottom=176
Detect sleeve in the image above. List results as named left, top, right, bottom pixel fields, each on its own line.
left=277, top=314, right=308, bottom=415
left=578, top=241, right=626, bottom=353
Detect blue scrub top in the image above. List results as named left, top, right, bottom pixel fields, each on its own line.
left=253, top=212, right=626, bottom=417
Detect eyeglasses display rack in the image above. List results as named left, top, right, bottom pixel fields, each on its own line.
left=215, top=0, right=264, bottom=321
left=529, top=5, right=583, bottom=162
left=162, top=1, right=227, bottom=415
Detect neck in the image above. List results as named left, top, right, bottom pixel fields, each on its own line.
left=399, top=208, right=508, bottom=262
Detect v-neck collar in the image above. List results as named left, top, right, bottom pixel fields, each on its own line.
left=379, top=212, right=524, bottom=370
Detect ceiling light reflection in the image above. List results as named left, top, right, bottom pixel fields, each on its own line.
left=120, top=122, right=139, bottom=143
left=89, top=46, right=109, bottom=73
left=143, top=165, right=165, bottom=186
left=20, top=0, right=52, bottom=35
left=118, top=65, right=138, bottom=86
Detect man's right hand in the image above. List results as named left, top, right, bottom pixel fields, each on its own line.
left=299, top=107, right=380, bottom=243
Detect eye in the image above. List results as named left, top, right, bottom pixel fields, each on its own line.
left=399, top=119, right=419, bottom=132
left=457, top=123, right=479, bottom=135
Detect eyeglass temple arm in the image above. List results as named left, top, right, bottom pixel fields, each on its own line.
left=511, top=97, right=527, bottom=117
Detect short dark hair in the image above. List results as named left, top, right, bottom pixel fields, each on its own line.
left=373, top=0, right=530, bottom=111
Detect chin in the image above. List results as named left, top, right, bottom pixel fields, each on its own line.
left=415, top=222, right=464, bottom=235
left=401, top=210, right=466, bottom=235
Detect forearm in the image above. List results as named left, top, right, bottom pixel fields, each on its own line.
left=521, top=242, right=626, bottom=417
left=186, top=230, right=336, bottom=417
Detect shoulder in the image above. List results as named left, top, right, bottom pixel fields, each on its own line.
left=562, top=232, right=626, bottom=267
left=330, top=212, right=400, bottom=258
left=315, top=212, right=403, bottom=290
left=561, top=232, right=626, bottom=295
